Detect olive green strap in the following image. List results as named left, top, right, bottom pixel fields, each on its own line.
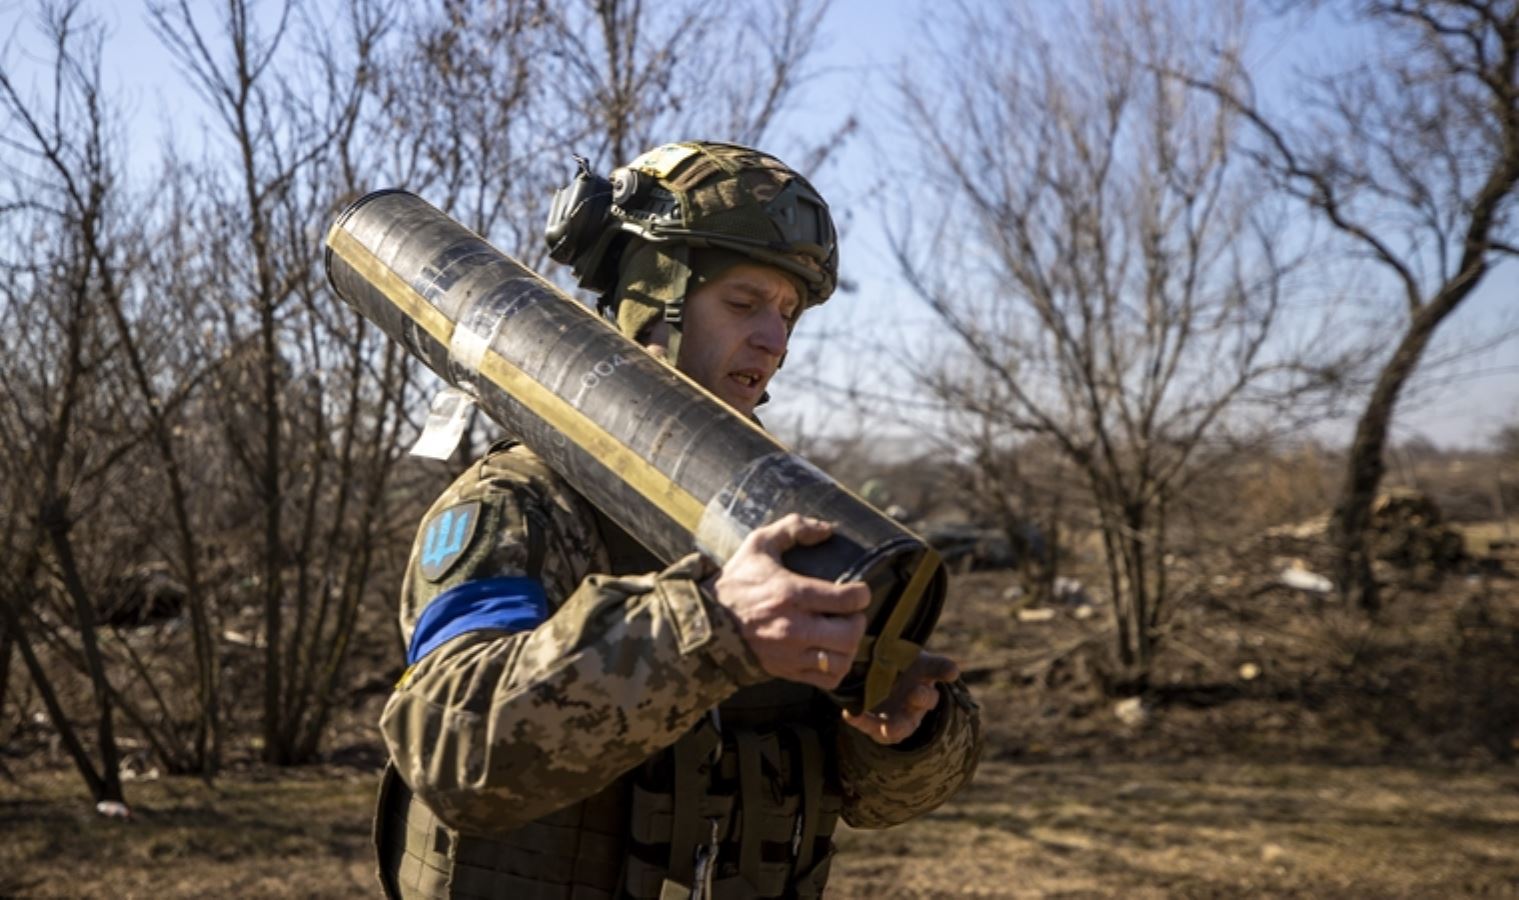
left=665, top=733, right=704, bottom=890
left=734, top=729, right=765, bottom=887
left=661, top=715, right=723, bottom=900
left=792, top=724, right=824, bottom=874
left=864, top=547, right=941, bottom=711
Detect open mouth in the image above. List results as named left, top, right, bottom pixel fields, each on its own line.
left=730, top=370, right=764, bottom=390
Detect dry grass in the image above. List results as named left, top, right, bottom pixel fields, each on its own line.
left=5, top=758, right=1518, bottom=898
left=6, top=448, right=1519, bottom=897
left=831, top=760, right=1519, bottom=898
left=0, top=767, right=377, bottom=898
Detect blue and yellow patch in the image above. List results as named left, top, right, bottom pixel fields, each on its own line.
left=418, top=501, right=482, bottom=582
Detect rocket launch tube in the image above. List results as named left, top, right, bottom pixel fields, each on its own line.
left=324, top=189, right=944, bottom=712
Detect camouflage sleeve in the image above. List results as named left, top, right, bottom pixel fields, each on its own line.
left=379, top=445, right=767, bottom=835
left=836, top=679, right=983, bottom=829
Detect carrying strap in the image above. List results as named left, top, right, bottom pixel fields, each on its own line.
left=734, top=730, right=764, bottom=887
left=631, top=689, right=842, bottom=899
left=791, top=724, right=824, bottom=876
left=661, top=712, right=723, bottom=899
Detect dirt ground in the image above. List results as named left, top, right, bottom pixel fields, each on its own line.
left=833, top=759, right=1519, bottom=898
left=5, top=520, right=1519, bottom=897
left=5, top=757, right=1517, bottom=898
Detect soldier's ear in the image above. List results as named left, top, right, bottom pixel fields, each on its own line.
left=641, top=321, right=674, bottom=363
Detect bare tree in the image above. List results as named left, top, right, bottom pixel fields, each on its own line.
left=0, top=0, right=848, bottom=781
left=147, top=0, right=402, bottom=763
left=375, top=0, right=833, bottom=261
left=0, top=0, right=266, bottom=785
left=889, top=0, right=1344, bottom=689
left=375, top=0, right=558, bottom=253
left=370, top=0, right=837, bottom=464
left=1496, top=421, right=1519, bottom=459
left=0, top=1, right=134, bottom=800
left=1193, top=0, right=1519, bottom=612
left=539, top=0, right=832, bottom=170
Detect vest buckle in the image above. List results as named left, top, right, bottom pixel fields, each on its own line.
left=690, top=815, right=721, bottom=900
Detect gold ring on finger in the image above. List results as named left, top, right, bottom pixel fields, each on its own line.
left=816, top=648, right=830, bottom=675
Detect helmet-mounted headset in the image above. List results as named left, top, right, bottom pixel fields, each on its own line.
left=544, top=141, right=838, bottom=325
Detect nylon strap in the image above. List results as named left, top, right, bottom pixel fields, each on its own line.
left=661, top=716, right=721, bottom=898
left=735, top=730, right=764, bottom=887
left=664, top=735, right=702, bottom=892
left=864, top=547, right=941, bottom=710
left=793, top=724, right=823, bottom=875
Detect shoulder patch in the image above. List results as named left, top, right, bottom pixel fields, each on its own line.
left=418, top=501, right=483, bottom=582
left=628, top=142, right=700, bottom=178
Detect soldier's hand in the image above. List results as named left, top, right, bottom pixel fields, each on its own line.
left=709, top=514, right=869, bottom=690
left=841, top=651, right=959, bottom=745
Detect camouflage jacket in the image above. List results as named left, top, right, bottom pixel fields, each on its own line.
left=379, top=441, right=981, bottom=839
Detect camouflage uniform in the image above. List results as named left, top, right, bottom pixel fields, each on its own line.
left=376, top=442, right=982, bottom=898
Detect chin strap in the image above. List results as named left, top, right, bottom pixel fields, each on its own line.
left=666, top=321, right=684, bottom=369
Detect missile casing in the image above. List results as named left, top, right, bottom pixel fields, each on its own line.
left=324, top=189, right=943, bottom=711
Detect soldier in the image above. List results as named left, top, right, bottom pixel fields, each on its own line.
left=375, top=141, right=981, bottom=899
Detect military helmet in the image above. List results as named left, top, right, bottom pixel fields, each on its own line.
left=545, top=141, right=838, bottom=343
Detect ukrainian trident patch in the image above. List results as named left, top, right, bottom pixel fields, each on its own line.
left=418, top=501, right=482, bottom=582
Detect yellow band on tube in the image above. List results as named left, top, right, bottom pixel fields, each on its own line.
left=326, top=225, right=707, bottom=531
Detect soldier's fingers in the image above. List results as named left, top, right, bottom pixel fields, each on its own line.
left=914, top=651, right=960, bottom=684
left=842, top=708, right=900, bottom=743
left=747, top=513, right=832, bottom=556
left=794, top=580, right=870, bottom=616
left=793, top=611, right=867, bottom=656
left=904, top=682, right=941, bottom=714
left=790, top=647, right=847, bottom=690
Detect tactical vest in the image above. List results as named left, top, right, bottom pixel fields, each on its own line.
left=375, top=506, right=844, bottom=899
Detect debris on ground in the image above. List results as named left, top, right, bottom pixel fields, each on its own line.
left=1053, top=576, right=1090, bottom=606
left=1370, top=490, right=1466, bottom=570
left=1114, top=697, right=1149, bottom=727
left=1277, top=559, right=1333, bottom=593
left=1261, top=490, right=1466, bottom=575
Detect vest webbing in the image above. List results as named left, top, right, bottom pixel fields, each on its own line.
left=376, top=761, right=629, bottom=899
left=623, top=684, right=842, bottom=899
left=375, top=488, right=843, bottom=899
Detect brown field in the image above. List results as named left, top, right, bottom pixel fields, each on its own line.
left=6, top=757, right=1518, bottom=898
left=5, top=456, right=1519, bottom=898
left=7, top=551, right=1519, bottom=897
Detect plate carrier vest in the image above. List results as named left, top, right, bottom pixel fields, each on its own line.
left=375, top=504, right=845, bottom=899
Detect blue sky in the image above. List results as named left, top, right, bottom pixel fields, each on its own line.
left=10, top=0, right=1516, bottom=449
left=776, top=0, right=1519, bottom=450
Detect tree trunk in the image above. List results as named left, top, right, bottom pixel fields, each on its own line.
left=1331, top=283, right=1480, bottom=613
left=0, top=593, right=112, bottom=801
left=0, top=625, right=12, bottom=733
left=42, top=510, right=124, bottom=803
left=1097, top=508, right=1133, bottom=669
left=1119, top=505, right=1152, bottom=694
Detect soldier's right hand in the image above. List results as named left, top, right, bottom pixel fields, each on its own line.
left=708, top=513, right=870, bottom=690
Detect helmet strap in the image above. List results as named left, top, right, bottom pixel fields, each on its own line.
left=665, top=319, right=685, bottom=369
left=613, top=241, right=692, bottom=366
left=663, top=290, right=685, bottom=366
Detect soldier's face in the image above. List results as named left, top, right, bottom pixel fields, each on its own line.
left=674, top=262, right=800, bottom=416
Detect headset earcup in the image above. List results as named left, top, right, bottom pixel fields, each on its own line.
left=545, top=171, right=613, bottom=265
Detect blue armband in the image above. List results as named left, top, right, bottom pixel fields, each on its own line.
left=406, top=577, right=549, bottom=665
